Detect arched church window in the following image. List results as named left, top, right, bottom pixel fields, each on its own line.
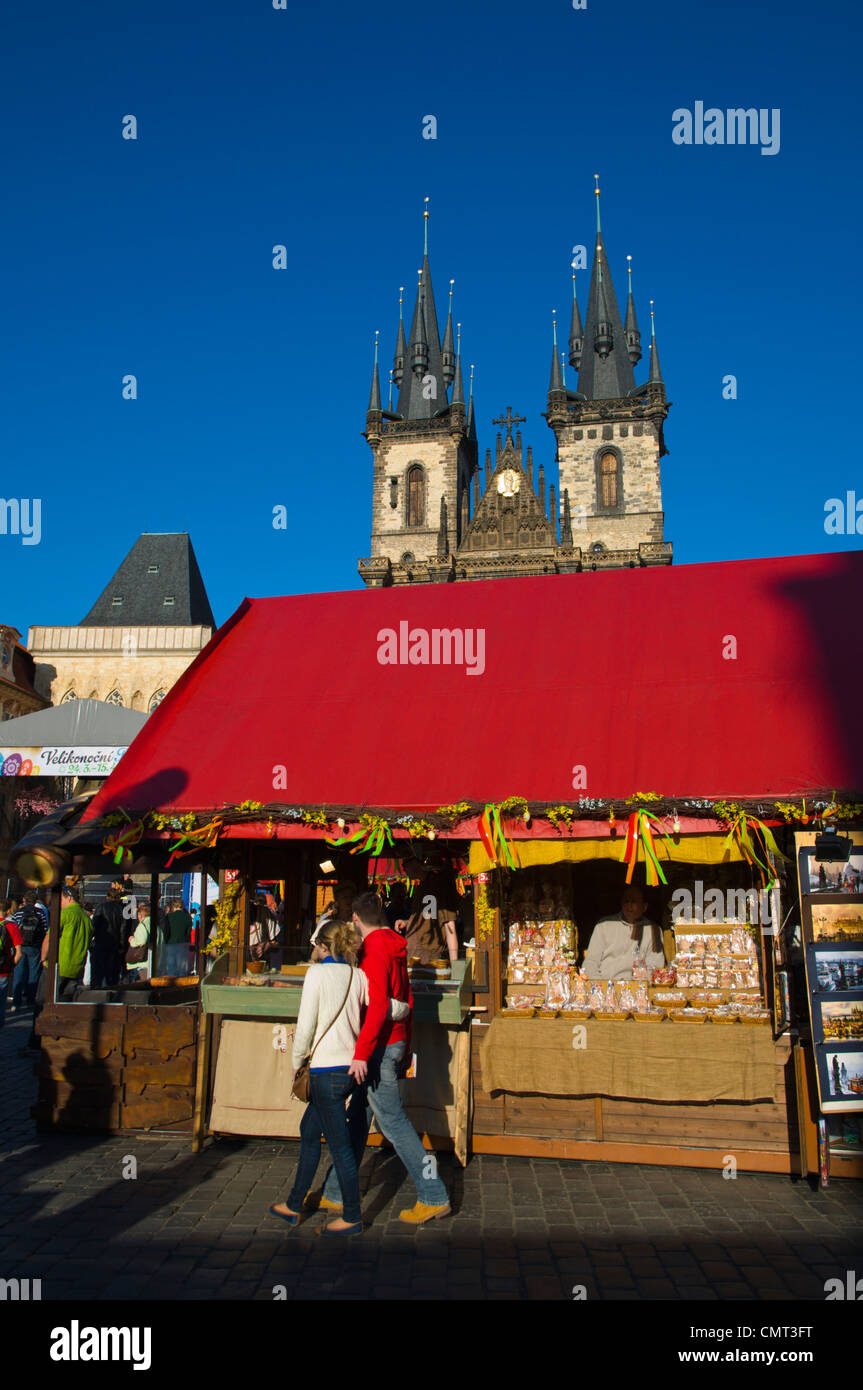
left=600, top=453, right=619, bottom=509
left=60, top=689, right=77, bottom=703
left=149, top=689, right=166, bottom=712
left=105, top=690, right=124, bottom=707
left=406, top=465, right=424, bottom=528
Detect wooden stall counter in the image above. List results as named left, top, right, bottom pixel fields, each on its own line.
left=200, top=958, right=474, bottom=1162
left=472, top=1017, right=797, bottom=1174
left=481, top=1016, right=777, bottom=1104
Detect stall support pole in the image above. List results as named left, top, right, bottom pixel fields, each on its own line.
left=192, top=1010, right=214, bottom=1153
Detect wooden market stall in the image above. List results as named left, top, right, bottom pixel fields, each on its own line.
left=13, top=549, right=863, bottom=1179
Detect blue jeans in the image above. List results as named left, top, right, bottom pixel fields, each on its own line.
left=286, top=1068, right=362, bottom=1225
left=322, top=1042, right=449, bottom=1208
left=12, top=947, right=42, bottom=1008
left=0, top=976, right=9, bottom=1026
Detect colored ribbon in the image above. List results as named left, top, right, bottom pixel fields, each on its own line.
left=723, top=813, right=789, bottom=891
left=102, top=815, right=144, bottom=866
left=620, top=810, right=671, bottom=886
left=478, top=804, right=518, bottom=870
left=165, top=817, right=223, bottom=869
left=327, top=818, right=394, bottom=857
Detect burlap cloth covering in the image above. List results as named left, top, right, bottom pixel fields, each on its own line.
left=481, top=1018, right=776, bottom=1103
left=210, top=1019, right=459, bottom=1138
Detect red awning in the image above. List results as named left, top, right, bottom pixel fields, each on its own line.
left=83, top=551, right=863, bottom=820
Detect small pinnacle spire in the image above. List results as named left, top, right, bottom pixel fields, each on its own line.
left=368, top=331, right=382, bottom=412
left=549, top=312, right=564, bottom=391
left=594, top=174, right=601, bottom=236
left=467, top=363, right=477, bottom=441
left=451, top=320, right=465, bottom=406
left=442, top=279, right=456, bottom=388
left=549, top=482, right=557, bottom=534
left=594, top=258, right=613, bottom=360
left=424, top=196, right=429, bottom=255
left=393, top=286, right=407, bottom=388
left=388, top=368, right=393, bottom=411
left=624, top=254, right=642, bottom=365
left=648, top=299, right=664, bottom=384
left=569, top=273, right=584, bottom=369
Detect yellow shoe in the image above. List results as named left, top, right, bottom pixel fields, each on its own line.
left=306, top=1190, right=343, bottom=1213
left=397, top=1201, right=452, bottom=1225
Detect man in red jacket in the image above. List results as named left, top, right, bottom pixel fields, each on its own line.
left=317, top=891, right=450, bottom=1224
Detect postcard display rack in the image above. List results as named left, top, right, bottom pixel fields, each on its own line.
left=505, top=913, right=771, bottom=1025
left=796, top=831, right=863, bottom=1176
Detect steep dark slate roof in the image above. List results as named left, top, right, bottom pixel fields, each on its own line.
left=576, top=232, right=637, bottom=400
left=80, top=534, right=216, bottom=628
left=395, top=255, right=447, bottom=420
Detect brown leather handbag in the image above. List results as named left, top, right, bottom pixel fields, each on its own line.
left=291, top=969, right=354, bottom=1103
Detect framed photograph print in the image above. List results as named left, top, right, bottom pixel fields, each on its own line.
left=812, top=992, right=863, bottom=1045
left=801, top=896, right=863, bottom=946
left=814, top=1044, right=863, bottom=1114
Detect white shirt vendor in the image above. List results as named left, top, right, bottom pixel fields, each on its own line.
left=582, top=914, right=665, bottom=981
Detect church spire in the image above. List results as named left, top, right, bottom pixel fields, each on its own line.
left=392, top=287, right=407, bottom=388
left=549, top=312, right=564, bottom=392
left=367, top=331, right=381, bottom=412
left=466, top=362, right=477, bottom=442
left=396, top=199, right=447, bottom=420
left=624, top=255, right=642, bottom=365
left=569, top=274, right=583, bottom=369
left=451, top=321, right=465, bottom=406
left=441, top=280, right=456, bottom=388
left=576, top=178, right=637, bottom=400
left=648, top=300, right=664, bottom=385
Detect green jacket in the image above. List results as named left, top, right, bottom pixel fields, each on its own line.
left=59, top=902, right=92, bottom=978
left=163, top=908, right=193, bottom=944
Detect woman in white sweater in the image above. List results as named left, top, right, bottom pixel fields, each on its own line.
left=270, top=919, right=408, bottom=1236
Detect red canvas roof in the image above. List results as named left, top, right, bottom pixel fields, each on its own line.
left=83, top=551, right=863, bottom=821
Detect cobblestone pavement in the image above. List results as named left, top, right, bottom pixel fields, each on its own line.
left=2, top=1013, right=862, bottom=1301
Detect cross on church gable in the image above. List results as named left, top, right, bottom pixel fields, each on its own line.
left=491, top=407, right=527, bottom=441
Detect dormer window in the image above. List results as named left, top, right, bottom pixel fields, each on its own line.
left=163, top=596, right=175, bottom=607
left=112, top=596, right=123, bottom=607
left=148, top=565, right=159, bottom=574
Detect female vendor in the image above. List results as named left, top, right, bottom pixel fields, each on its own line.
left=581, top=884, right=666, bottom=980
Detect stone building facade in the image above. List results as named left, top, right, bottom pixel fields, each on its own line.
left=358, top=195, right=672, bottom=585
left=28, top=533, right=215, bottom=709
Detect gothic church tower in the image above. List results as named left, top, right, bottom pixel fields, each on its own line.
left=358, top=205, right=476, bottom=588
left=546, top=181, right=673, bottom=569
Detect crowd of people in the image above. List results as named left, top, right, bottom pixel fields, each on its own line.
left=0, top=878, right=203, bottom=1034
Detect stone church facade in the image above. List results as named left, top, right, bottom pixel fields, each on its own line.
left=358, top=194, right=672, bottom=586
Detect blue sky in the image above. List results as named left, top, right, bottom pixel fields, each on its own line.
left=2, top=0, right=860, bottom=635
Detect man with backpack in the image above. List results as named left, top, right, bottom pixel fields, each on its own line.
left=0, top=898, right=23, bottom=1027
left=11, top=890, right=48, bottom=1009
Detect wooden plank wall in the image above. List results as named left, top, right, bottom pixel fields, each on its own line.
left=34, top=1004, right=199, bottom=1134
left=470, top=1022, right=798, bottom=1161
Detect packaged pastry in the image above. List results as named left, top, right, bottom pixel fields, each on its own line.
left=544, top=970, right=570, bottom=1011
left=618, top=986, right=636, bottom=1014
